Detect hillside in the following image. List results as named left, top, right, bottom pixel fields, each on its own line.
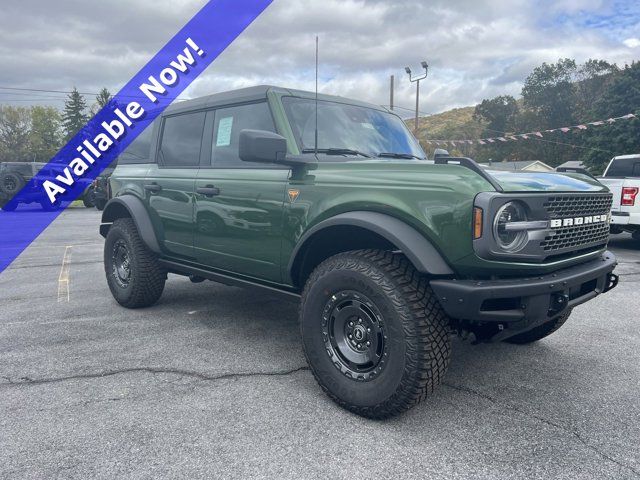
left=403, top=106, right=485, bottom=154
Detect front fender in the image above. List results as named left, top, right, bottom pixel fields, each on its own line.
left=288, top=211, right=454, bottom=279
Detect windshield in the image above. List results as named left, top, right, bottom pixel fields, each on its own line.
left=282, top=96, right=426, bottom=159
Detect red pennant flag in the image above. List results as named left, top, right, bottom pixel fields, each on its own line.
left=576, top=125, right=587, bottom=130
left=478, top=140, right=486, bottom=145
left=498, top=137, right=507, bottom=142
left=487, top=138, right=495, bottom=143
left=534, top=132, right=543, bottom=137
left=560, top=127, right=571, bottom=133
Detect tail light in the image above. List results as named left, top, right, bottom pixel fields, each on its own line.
left=621, top=187, right=639, bottom=206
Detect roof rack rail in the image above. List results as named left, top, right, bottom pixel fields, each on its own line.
left=433, top=155, right=504, bottom=192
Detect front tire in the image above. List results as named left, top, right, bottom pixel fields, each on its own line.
left=300, top=249, right=451, bottom=419
left=504, top=310, right=572, bottom=345
left=104, top=218, right=166, bottom=308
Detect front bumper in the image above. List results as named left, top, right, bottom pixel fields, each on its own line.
left=431, top=251, right=618, bottom=325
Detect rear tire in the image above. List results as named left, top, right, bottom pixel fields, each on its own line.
left=104, top=218, right=166, bottom=308
left=0, top=172, right=25, bottom=195
left=82, top=192, right=95, bottom=208
left=300, top=249, right=451, bottom=419
left=94, top=198, right=107, bottom=211
left=504, top=310, right=571, bottom=345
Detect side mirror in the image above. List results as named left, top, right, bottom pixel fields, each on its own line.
left=433, top=148, right=450, bottom=159
left=239, top=129, right=288, bottom=164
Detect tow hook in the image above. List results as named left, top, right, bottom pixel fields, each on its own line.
left=550, top=293, right=569, bottom=315
left=604, top=273, right=619, bottom=292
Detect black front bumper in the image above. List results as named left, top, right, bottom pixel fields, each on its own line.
left=431, top=251, right=618, bottom=325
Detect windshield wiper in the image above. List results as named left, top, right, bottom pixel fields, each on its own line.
left=302, top=148, right=371, bottom=158
left=378, top=152, right=423, bottom=160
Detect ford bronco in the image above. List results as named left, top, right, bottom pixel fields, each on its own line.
left=99, top=86, right=618, bottom=418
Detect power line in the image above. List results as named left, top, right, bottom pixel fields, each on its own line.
left=0, top=85, right=148, bottom=100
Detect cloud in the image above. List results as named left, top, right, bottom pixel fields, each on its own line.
left=623, top=38, right=640, bottom=48
left=0, top=0, right=638, bottom=114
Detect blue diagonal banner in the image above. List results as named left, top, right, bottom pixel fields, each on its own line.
left=0, top=0, right=274, bottom=273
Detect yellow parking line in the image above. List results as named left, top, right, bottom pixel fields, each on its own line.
left=57, top=246, right=72, bottom=303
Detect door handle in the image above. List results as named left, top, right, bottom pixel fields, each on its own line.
left=144, top=182, right=162, bottom=193
left=196, top=185, right=221, bottom=197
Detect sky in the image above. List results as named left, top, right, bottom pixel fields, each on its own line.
left=1, top=0, right=639, bottom=116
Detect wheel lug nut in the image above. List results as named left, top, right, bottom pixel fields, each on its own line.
left=358, top=318, right=362, bottom=323
left=348, top=334, right=353, bottom=339
left=367, top=327, right=371, bottom=333
left=349, top=321, right=354, bottom=327
left=357, top=344, right=361, bottom=348
left=366, top=341, right=370, bottom=346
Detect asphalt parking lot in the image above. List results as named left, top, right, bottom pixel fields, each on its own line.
left=1, top=207, right=639, bottom=479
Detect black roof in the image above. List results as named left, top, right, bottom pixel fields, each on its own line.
left=164, top=85, right=388, bottom=115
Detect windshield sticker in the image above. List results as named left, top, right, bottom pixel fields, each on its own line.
left=216, top=117, right=234, bottom=146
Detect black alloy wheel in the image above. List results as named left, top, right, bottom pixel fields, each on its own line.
left=111, top=239, right=132, bottom=288
left=322, top=290, right=388, bottom=381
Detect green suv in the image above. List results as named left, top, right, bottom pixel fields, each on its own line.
left=100, top=86, right=618, bottom=418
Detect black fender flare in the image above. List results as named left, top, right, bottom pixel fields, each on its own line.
left=288, top=211, right=454, bottom=280
left=99, top=195, right=161, bottom=253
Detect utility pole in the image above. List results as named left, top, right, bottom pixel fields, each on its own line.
left=389, top=75, right=394, bottom=111
left=405, top=61, right=428, bottom=135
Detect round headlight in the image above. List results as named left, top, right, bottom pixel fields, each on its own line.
left=493, top=201, right=528, bottom=252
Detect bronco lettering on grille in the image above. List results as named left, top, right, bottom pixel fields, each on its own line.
left=549, top=214, right=610, bottom=228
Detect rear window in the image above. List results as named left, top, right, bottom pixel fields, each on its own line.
left=160, top=112, right=206, bottom=167
left=604, top=157, right=640, bottom=178
left=119, top=121, right=155, bottom=164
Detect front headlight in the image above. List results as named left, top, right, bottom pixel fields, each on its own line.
left=493, top=201, right=528, bottom=252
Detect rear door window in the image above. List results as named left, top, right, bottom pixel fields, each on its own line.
left=159, top=111, right=206, bottom=167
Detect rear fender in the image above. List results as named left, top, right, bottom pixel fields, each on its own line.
left=99, top=195, right=160, bottom=253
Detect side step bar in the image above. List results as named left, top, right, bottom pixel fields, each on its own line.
left=158, top=259, right=301, bottom=302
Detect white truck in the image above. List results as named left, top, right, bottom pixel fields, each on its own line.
left=598, top=154, right=640, bottom=240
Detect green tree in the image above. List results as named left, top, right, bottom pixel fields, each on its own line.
left=29, top=106, right=62, bottom=162
left=522, top=58, right=577, bottom=128
left=0, top=106, right=31, bottom=162
left=582, top=62, right=640, bottom=173
left=62, top=87, right=88, bottom=141
left=473, top=95, right=518, bottom=133
left=91, top=87, right=113, bottom=115
left=472, top=95, right=519, bottom=162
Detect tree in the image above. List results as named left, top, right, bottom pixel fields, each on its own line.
left=62, top=87, right=88, bottom=141
left=0, top=106, right=31, bottom=162
left=473, top=95, right=518, bottom=133
left=582, top=62, right=640, bottom=173
left=522, top=58, right=577, bottom=128
left=91, top=87, right=113, bottom=115
left=29, top=106, right=62, bottom=162
left=472, top=96, right=519, bottom=162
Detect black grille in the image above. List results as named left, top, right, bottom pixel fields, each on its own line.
left=541, top=194, right=612, bottom=252
left=543, top=194, right=612, bottom=218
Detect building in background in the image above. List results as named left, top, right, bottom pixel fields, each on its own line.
left=479, top=160, right=554, bottom=172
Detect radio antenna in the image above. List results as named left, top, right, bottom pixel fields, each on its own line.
left=314, top=35, right=319, bottom=156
